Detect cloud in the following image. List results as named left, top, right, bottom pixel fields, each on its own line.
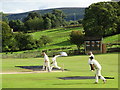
left=1, top=0, right=112, bottom=13
left=11, top=9, right=25, bottom=13
left=2, top=9, right=26, bottom=14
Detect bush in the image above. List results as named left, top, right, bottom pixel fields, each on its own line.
left=40, top=35, right=52, bottom=46
left=69, top=30, right=85, bottom=52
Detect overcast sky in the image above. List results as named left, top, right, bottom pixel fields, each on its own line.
left=1, top=0, right=111, bottom=14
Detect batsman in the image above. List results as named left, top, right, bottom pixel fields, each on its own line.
left=88, top=56, right=106, bottom=84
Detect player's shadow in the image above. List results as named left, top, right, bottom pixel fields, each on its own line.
left=58, top=76, right=114, bottom=80
left=15, top=66, right=43, bottom=71
left=53, top=82, right=95, bottom=85
left=15, top=65, right=69, bottom=71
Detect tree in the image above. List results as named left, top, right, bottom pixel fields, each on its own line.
left=23, top=9, right=67, bottom=31
left=24, top=12, right=44, bottom=31
left=6, top=35, right=19, bottom=51
left=83, top=2, right=119, bottom=37
left=0, top=12, right=9, bottom=23
left=44, top=17, right=52, bottom=29
left=43, top=13, right=53, bottom=19
left=52, top=9, right=67, bottom=27
left=51, top=15, right=60, bottom=28
left=23, top=12, right=41, bottom=22
left=70, top=30, right=85, bottom=52
left=1, top=21, right=13, bottom=51
left=35, top=39, right=43, bottom=48
left=40, top=35, right=52, bottom=46
left=14, top=33, right=36, bottom=50
left=116, top=1, right=120, bottom=34
left=43, top=11, right=67, bottom=28
left=9, top=20, right=25, bottom=32
left=52, top=9, right=65, bottom=18
left=24, top=16, right=44, bottom=31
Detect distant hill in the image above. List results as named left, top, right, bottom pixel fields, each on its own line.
left=6, top=7, right=85, bottom=21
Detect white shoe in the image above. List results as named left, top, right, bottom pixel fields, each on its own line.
left=103, top=80, right=107, bottom=84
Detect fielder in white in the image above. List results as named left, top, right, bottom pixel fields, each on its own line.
left=42, top=52, right=51, bottom=72
left=88, top=56, right=106, bottom=84
left=51, top=55, right=61, bottom=70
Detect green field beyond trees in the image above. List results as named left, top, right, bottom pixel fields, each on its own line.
left=29, top=27, right=119, bottom=50
left=2, top=53, right=118, bottom=88
left=2, top=1, right=120, bottom=53
left=30, top=27, right=83, bottom=49
left=2, top=27, right=119, bottom=56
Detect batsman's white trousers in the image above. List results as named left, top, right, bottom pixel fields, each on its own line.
left=95, top=69, right=106, bottom=82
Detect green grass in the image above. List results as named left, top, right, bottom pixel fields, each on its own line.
left=103, top=34, right=120, bottom=44
left=30, top=27, right=119, bottom=46
left=30, top=27, right=120, bottom=51
left=3, top=27, right=119, bottom=55
left=31, top=27, right=83, bottom=40
left=29, top=27, right=83, bottom=50
left=2, top=53, right=118, bottom=88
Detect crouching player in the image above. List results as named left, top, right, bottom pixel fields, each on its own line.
left=88, top=56, right=107, bottom=84
left=51, top=55, right=61, bottom=70
left=51, top=52, right=68, bottom=71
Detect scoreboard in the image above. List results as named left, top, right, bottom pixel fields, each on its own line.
left=84, top=37, right=103, bottom=54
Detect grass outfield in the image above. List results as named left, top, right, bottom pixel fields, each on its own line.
left=2, top=53, right=118, bottom=88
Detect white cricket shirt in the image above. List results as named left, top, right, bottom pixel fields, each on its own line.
left=88, top=59, right=101, bottom=69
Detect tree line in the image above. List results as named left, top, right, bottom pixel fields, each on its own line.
left=1, top=1, right=120, bottom=52
left=7, top=9, right=82, bottom=33
left=1, top=9, right=67, bottom=52
left=83, top=1, right=120, bottom=37
left=8, top=9, right=68, bottom=32
left=1, top=9, right=82, bottom=52
left=1, top=21, right=52, bottom=52
left=70, top=1, right=120, bottom=52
